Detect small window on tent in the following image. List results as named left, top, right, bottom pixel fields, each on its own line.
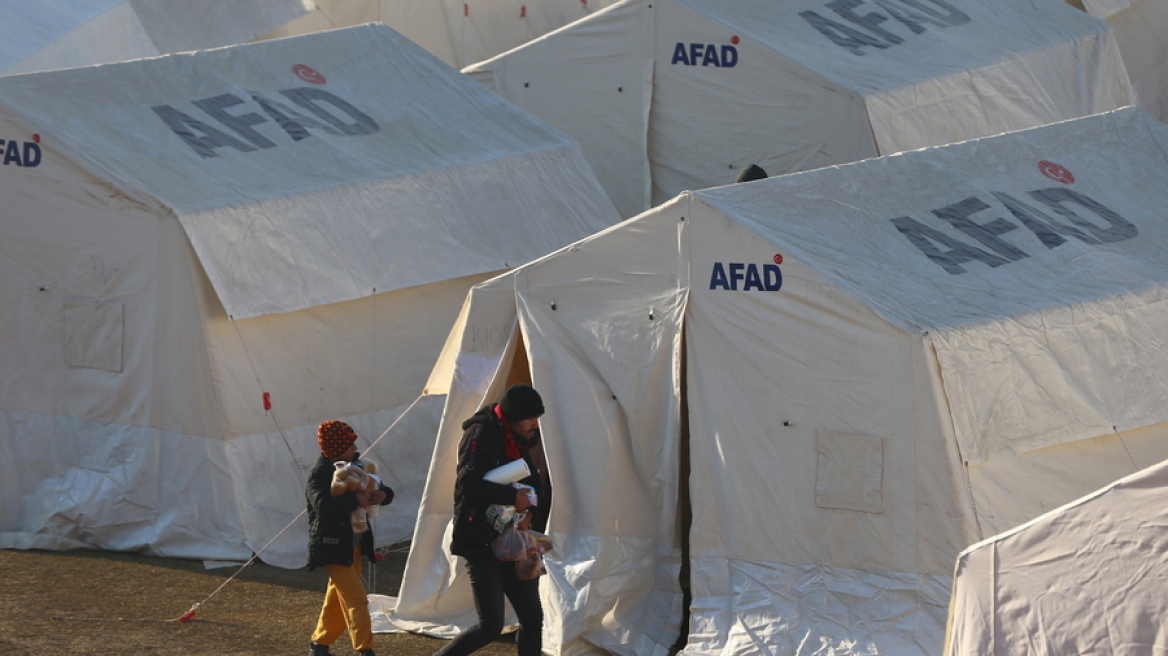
left=64, top=298, right=123, bottom=372
left=815, top=431, right=883, bottom=514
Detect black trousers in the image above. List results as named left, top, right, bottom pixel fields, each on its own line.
left=434, top=548, right=543, bottom=656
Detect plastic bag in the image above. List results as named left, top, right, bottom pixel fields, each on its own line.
left=515, top=550, right=544, bottom=580
left=492, top=523, right=533, bottom=561
left=514, top=530, right=554, bottom=579
left=527, top=530, right=553, bottom=554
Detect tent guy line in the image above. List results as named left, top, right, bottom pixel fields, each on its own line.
left=177, top=391, right=429, bottom=623
left=50, top=392, right=429, bottom=627
left=228, top=285, right=384, bottom=479
left=230, top=314, right=305, bottom=475
left=1113, top=425, right=1138, bottom=471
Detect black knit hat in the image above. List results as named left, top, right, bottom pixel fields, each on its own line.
left=499, top=384, right=544, bottom=422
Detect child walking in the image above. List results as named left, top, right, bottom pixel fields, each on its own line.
left=306, top=420, right=394, bottom=656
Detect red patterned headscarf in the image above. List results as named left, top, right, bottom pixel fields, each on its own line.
left=317, top=420, right=357, bottom=459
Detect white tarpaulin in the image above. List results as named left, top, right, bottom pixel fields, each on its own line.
left=0, top=0, right=311, bottom=75
left=0, top=24, right=620, bottom=567
left=257, top=0, right=621, bottom=70
left=388, top=107, right=1168, bottom=656
left=1062, top=0, right=1168, bottom=121
left=944, top=456, right=1168, bottom=655
left=464, top=0, right=1132, bottom=218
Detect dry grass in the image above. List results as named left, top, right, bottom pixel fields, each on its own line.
left=0, top=545, right=517, bottom=656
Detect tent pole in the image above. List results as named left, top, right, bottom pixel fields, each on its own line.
left=671, top=322, right=692, bottom=655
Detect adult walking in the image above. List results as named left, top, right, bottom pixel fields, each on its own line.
left=434, top=384, right=550, bottom=656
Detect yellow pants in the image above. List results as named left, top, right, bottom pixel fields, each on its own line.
left=311, top=548, right=373, bottom=651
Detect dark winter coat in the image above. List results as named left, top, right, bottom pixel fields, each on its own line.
left=306, top=453, right=394, bottom=569
left=450, top=403, right=549, bottom=557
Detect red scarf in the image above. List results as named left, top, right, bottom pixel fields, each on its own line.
left=495, top=405, right=521, bottom=461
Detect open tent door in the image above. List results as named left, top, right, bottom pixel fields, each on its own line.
left=393, top=205, right=691, bottom=655
left=501, top=336, right=555, bottom=532
left=394, top=285, right=526, bottom=633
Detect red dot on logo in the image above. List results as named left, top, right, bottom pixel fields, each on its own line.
left=1038, top=160, right=1074, bottom=185
left=731, top=36, right=740, bottom=45
left=32, top=134, right=41, bottom=143
left=773, top=254, right=783, bottom=265
left=293, top=64, right=326, bottom=84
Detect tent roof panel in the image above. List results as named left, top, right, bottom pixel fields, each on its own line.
left=696, top=107, right=1168, bottom=333
left=185, top=144, right=618, bottom=319
left=466, top=0, right=1129, bottom=217
left=0, top=24, right=576, bottom=213
left=0, top=0, right=308, bottom=74
left=683, top=0, right=1113, bottom=94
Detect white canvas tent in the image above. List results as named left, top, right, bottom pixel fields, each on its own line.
left=257, top=0, right=620, bottom=70
left=0, top=23, right=620, bottom=568
left=944, top=456, right=1168, bottom=655
left=0, top=0, right=311, bottom=75
left=1062, top=0, right=1168, bottom=121
left=463, top=0, right=1132, bottom=219
left=389, top=107, right=1168, bottom=656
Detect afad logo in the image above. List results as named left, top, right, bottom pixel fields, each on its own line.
left=800, top=0, right=971, bottom=57
left=151, top=64, right=379, bottom=159
left=710, top=254, right=784, bottom=291
left=1, top=133, right=43, bottom=168
left=891, top=160, right=1138, bottom=275
left=671, top=36, right=739, bottom=68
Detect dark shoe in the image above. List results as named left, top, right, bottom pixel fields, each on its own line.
left=309, top=642, right=331, bottom=656
left=358, top=650, right=376, bottom=656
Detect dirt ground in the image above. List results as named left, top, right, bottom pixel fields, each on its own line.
left=0, top=543, right=518, bottom=656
